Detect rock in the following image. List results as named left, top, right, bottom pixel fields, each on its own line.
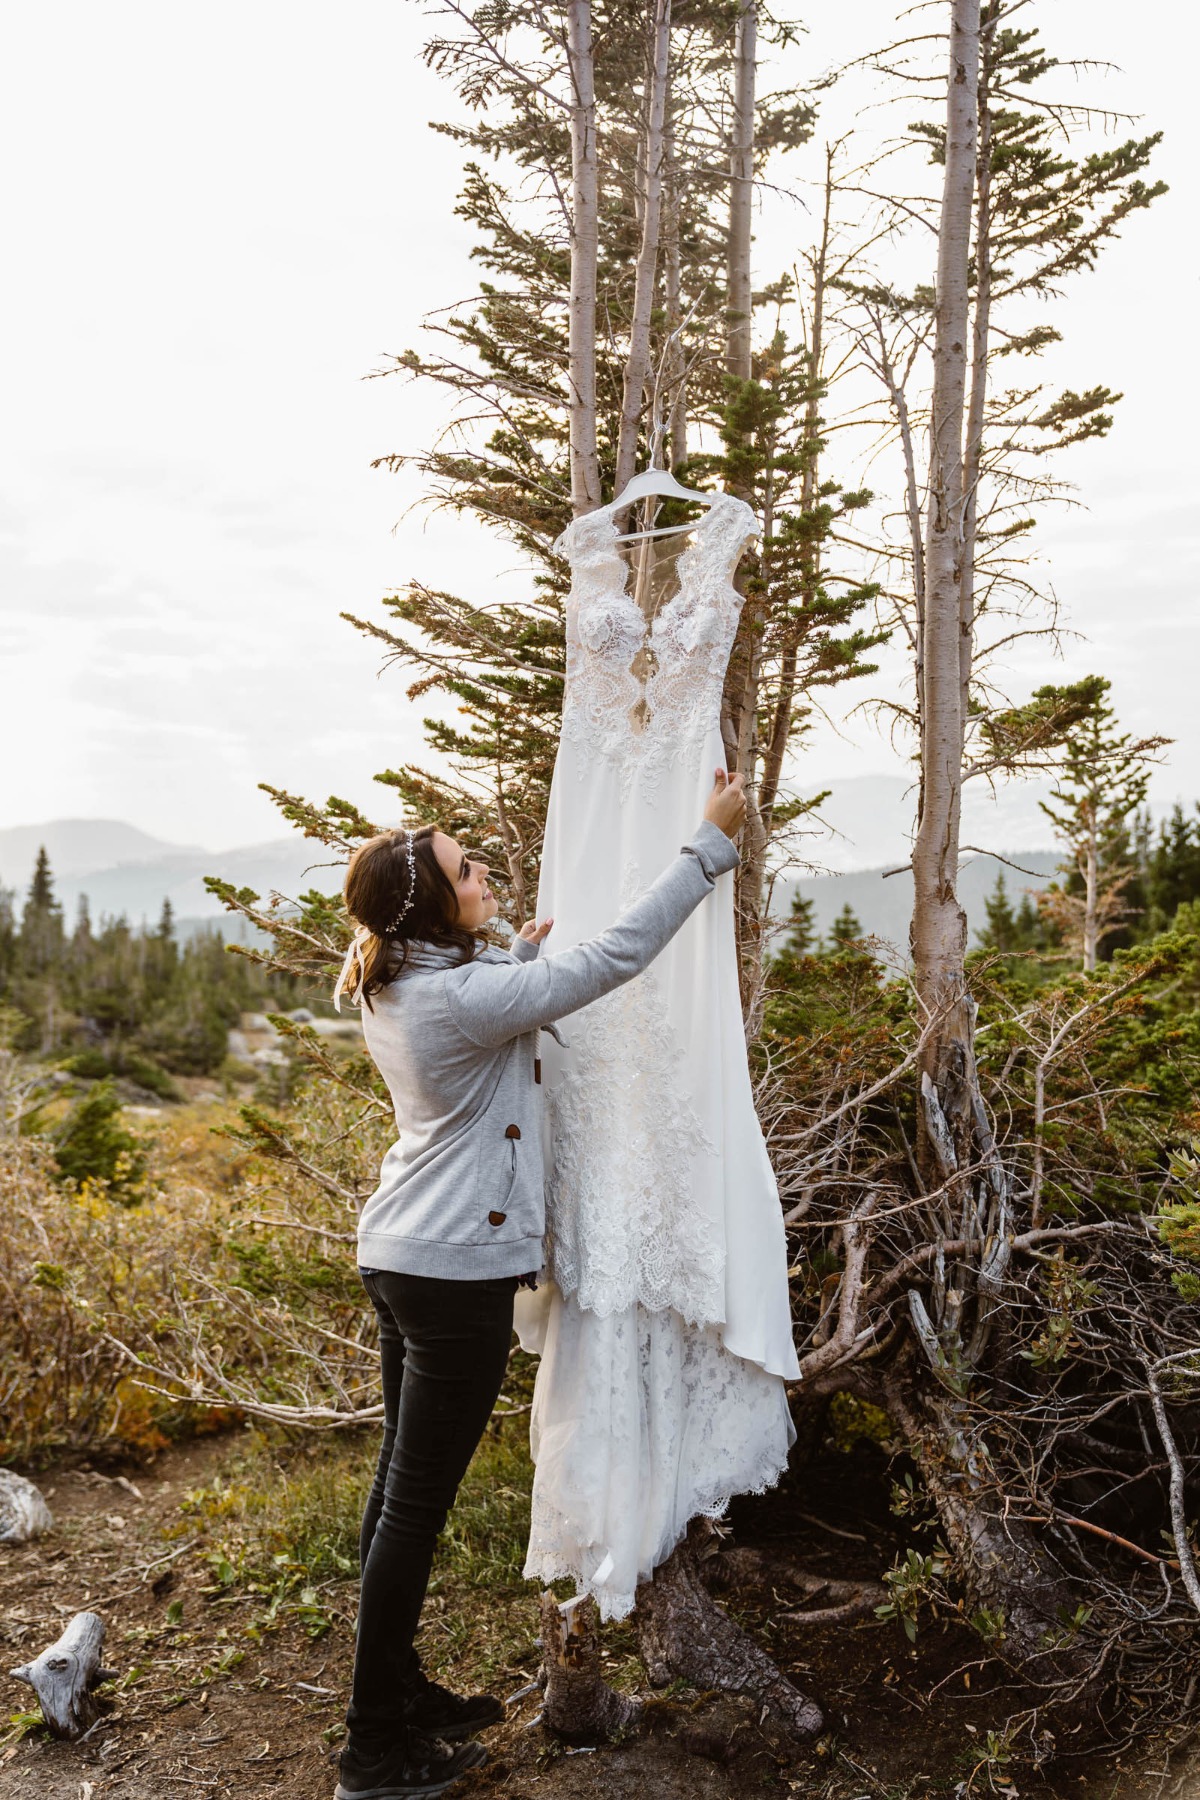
left=0, top=1469, right=55, bottom=1543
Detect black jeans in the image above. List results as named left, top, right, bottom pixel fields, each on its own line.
left=347, top=1268, right=517, bottom=1749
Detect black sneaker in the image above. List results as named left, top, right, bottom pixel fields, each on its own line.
left=334, top=1729, right=487, bottom=1799
left=400, top=1670, right=505, bottom=1742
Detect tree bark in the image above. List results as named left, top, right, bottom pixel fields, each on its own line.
left=634, top=1521, right=824, bottom=1741
left=613, top=0, right=673, bottom=503
left=910, top=0, right=980, bottom=1167
left=663, top=122, right=688, bottom=472
left=725, top=0, right=756, bottom=383
left=538, top=1593, right=640, bottom=1742
left=957, top=2, right=996, bottom=751
left=566, top=0, right=603, bottom=516
left=1083, top=812, right=1099, bottom=971
left=882, top=1355, right=1096, bottom=1738
left=899, top=0, right=1098, bottom=1727
left=10, top=1611, right=113, bottom=1740
left=757, top=158, right=831, bottom=839
left=718, top=0, right=764, bottom=1018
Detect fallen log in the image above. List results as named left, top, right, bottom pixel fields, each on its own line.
left=10, top=1611, right=114, bottom=1739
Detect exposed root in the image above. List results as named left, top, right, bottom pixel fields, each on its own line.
left=704, top=1545, right=888, bottom=1625
left=633, top=1522, right=824, bottom=1741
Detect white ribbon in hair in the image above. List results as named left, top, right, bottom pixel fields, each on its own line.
left=332, top=924, right=372, bottom=1013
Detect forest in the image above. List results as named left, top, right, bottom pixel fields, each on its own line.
left=3, top=1, right=1200, bottom=1796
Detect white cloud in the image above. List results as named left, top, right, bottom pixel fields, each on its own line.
left=0, top=0, right=1196, bottom=848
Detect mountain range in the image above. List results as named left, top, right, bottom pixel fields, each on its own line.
left=0, top=819, right=345, bottom=940
left=0, top=777, right=1065, bottom=948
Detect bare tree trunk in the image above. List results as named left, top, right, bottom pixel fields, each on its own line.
left=882, top=1355, right=1095, bottom=1737
left=493, top=780, right=528, bottom=924
left=957, top=3, right=996, bottom=748
left=725, top=0, right=756, bottom=387
left=718, top=0, right=764, bottom=1018
left=1083, top=818, right=1099, bottom=972
left=566, top=0, right=602, bottom=516
left=910, top=0, right=979, bottom=1165
left=663, top=122, right=688, bottom=472
left=539, top=1593, right=640, bottom=1742
left=613, top=0, right=673, bottom=502
left=901, top=5, right=1102, bottom=1728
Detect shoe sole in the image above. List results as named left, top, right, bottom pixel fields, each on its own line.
left=335, top=1740, right=487, bottom=1799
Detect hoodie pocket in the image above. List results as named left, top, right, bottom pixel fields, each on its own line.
left=485, top=1123, right=522, bottom=1231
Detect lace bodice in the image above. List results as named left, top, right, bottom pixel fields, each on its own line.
left=554, top=492, right=758, bottom=801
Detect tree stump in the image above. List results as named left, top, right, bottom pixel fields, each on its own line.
left=538, top=1593, right=640, bottom=1742
left=10, top=1611, right=114, bottom=1738
left=0, top=1470, right=54, bottom=1543
left=634, top=1522, right=824, bottom=1740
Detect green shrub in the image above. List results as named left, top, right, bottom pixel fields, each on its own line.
left=63, top=1047, right=181, bottom=1101
left=53, top=1078, right=150, bottom=1201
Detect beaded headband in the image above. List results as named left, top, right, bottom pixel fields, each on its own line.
left=384, top=829, right=418, bottom=935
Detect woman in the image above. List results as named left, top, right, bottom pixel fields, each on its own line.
left=332, top=765, right=746, bottom=1800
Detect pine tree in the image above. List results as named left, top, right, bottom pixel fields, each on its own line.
left=225, top=0, right=877, bottom=1009
left=847, top=1, right=1167, bottom=1706
left=0, top=887, right=16, bottom=993
left=1145, top=803, right=1200, bottom=932
left=977, top=872, right=1017, bottom=952
left=19, top=847, right=63, bottom=974
left=1038, top=679, right=1168, bottom=970
left=52, top=1077, right=149, bottom=1203
left=778, top=890, right=817, bottom=958
left=826, top=902, right=865, bottom=950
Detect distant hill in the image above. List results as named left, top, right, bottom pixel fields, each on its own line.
left=0, top=797, right=1061, bottom=952
left=0, top=819, right=203, bottom=879
left=772, top=850, right=1060, bottom=953
left=0, top=818, right=344, bottom=935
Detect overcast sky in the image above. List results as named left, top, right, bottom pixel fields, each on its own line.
left=2, top=1, right=1196, bottom=853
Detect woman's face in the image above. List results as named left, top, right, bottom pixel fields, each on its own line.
left=432, top=833, right=498, bottom=930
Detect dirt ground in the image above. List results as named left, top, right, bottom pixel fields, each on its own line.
left=2, top=1435, right=1198, bottom=1800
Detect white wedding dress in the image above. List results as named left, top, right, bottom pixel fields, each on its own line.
left=515, top=489, right=800, bottom=1621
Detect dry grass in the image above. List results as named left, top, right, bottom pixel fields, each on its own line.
left=0, top=1098, right=368, bottom=1464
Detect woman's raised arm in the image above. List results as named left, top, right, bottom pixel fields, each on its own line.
left=442, top=818, right=739, bottom=1049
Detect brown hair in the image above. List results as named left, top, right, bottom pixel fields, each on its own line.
left=342, top=825, right=479, bottom=1008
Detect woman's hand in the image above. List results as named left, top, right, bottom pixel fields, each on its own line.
left=518, top=917, right=555, bottom=946
left=703, top=766, right=747, bottom=839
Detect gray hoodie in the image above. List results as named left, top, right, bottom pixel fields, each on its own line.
left=356, top=817, right=740, bottom=1279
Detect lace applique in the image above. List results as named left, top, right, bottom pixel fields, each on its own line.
left=543, top=863, right=724, bottom=1322
left=556, top=493, right=758, bottom=803
left=523, top=1300, right=794, bottom=1621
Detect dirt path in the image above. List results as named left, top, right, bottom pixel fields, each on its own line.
left=2, top=1436, right=1197, bottom=1800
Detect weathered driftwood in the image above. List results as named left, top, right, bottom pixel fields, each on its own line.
left=0, top=1469, right=54, bottom=1543
left=634, top=1522, right=824, bottom=1740
left=538, top=1592, right=640, bottom=1743
left=10, top=1611, right=114, bottom=1738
